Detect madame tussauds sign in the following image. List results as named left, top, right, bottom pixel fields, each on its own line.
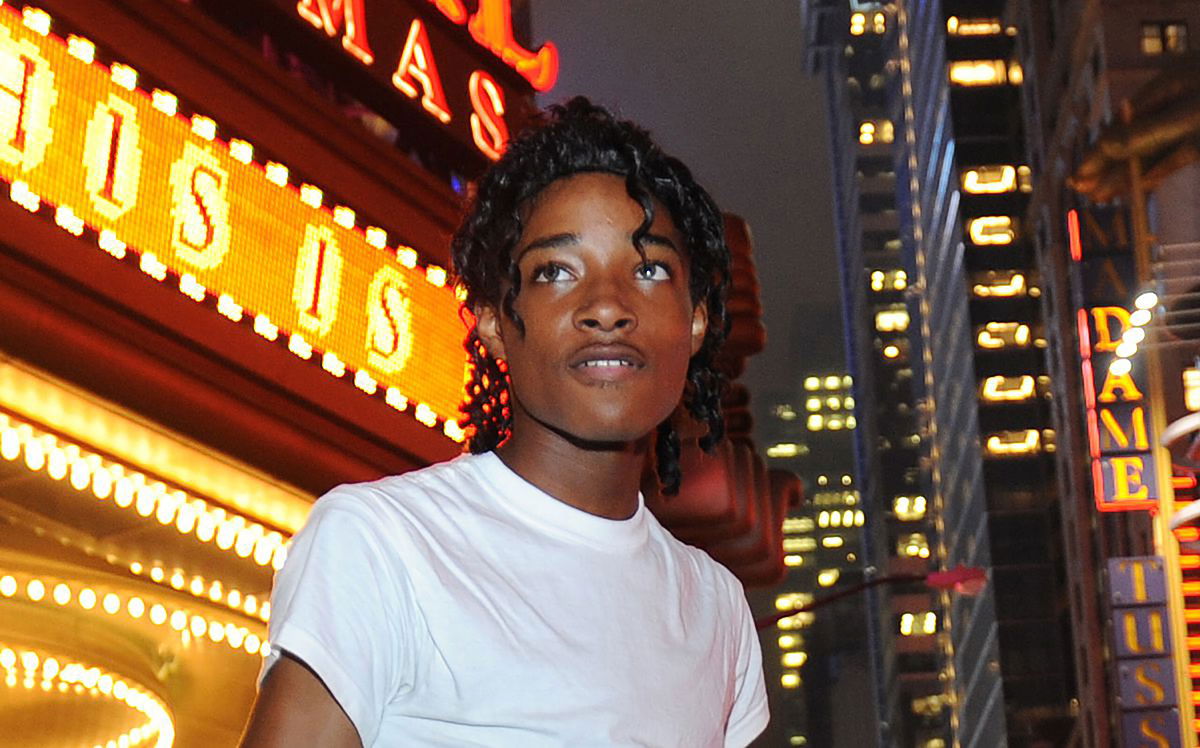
left=289, top=0, right=559, bottom=160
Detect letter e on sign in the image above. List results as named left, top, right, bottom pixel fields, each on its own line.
left=84, top=94, right=142, bottom=219
left=0, top=24, right=56, bottom=171
left=366, top=266, right=414, bottom=375
left=293, top=224, right=343, bottom=338
left=169, top=142, right=231, bottom=270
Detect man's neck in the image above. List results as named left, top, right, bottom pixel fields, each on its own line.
left=495, top=429, right=646, bottom=520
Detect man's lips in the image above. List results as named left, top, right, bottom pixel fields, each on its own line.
left=568, top=343, right=646, bottom=378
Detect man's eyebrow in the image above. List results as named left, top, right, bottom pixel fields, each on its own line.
left=638, top=232, right=681, bottom=254
left=516, top=232, right=579, bottom=257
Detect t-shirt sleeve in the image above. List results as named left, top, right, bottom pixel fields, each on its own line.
left=259, top=492, right=417, bottom=746
left=724, top=581, right=769, bottom=748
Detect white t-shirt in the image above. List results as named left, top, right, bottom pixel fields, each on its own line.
left=261, top=451, right=768, bottom=747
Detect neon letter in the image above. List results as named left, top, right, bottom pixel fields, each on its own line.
left=169, top=143, right=230, bottom=270
left=366, top=266, right=414, bottom=375
left=84, top=95, right=142, bottom=219
left=1091, top=306, right=1131, bottom=352
left=468, top=70, right=508, bottom=160
left=1109, top=456, right=1150, bottom=502
left=1133, top=662, right=1167, bottom=705
left=391, top=19, right=451, bottom=124
left=296, top=0, right=374, bottom=65
left=1097, top=369, right=1144, bottom=403
left=427, top=0, right=468, bottom=24
left=0, top=27, right=57, bottom=170
left=293, top=224, right=343, bottom=338
left=1099, top=407, right=1150, bottom=450
left=467, top=0, right=559, bottom=91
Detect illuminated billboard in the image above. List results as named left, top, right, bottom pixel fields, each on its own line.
left=0, top=5, right=470, bottom=440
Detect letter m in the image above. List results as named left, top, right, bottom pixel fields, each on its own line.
left=296, top=0, right=375, bottom=64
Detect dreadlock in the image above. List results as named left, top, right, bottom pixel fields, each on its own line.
left=451, top=97, right=730, bottom=495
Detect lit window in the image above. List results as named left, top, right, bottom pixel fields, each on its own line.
left=776, top=592, right=810, bottom=611
left=807, top=414, right=824, bottom=431
left=985, top=429, right=1040, bottom=456
left=783, top=537, right=817, bottom=552
left=899, top=612, right=914, bottom=635
left=948, top=59, right=1015, bottom=86
left=882, top=340, right=907, bottom=360
left=946, top=16, right=1001, bottom=36
left=898, top=533, right=930, bottom=559
left=782, top=517, right=814, bottom=533
left=778, top=634, right=800, bottom=649
left=804, top=377, right=820, bottom=391
left=967, top=215, right=1016, bottom=245
left=806, top=397, right=821, bottom=412
left=961, top=165, right=1016, bottom=194
left=784, top=554, right=804, bottom=567
left=980, top=374, right=1035, bottom=402
left=858, top=119, right=894, bottom=145
left=870, top=268, right=907, bottom=291
left=875, top=306, right=910, bottom=332
left=774, top=404, right=798, bottom=421
left=781, top=672, right=801, bottom=688
left=850, top=12, right=886, bottom=36
left=822, top=535, right=844, bottom=548
left=782, top=651, right=807, bottom=668
left=893, top=495, right=927, bottom=521
left=1185, top=368, right=1200, bottom=412
left=976, top=321, right=1031, bottom=349
left=824, top=375, right=842, bottom=390
left=1143, top=22, right=1188, bottom=55
left=767, top=442, right=808, bottom=458
left=972, top=270, right=1027, bottom=298
left=845, top=396, right=855, bottom=409
left=817, top=569, right=840, bottom=587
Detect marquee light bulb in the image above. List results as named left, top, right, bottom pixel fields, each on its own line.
left=1134, top=291, right=1159, bottom=310
left=1109, top=358, right=1132, bottom=377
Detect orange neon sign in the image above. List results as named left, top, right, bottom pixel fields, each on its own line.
left=292, top=0, right=557, bottom=160
left=0, top=7, right=469, bottom=437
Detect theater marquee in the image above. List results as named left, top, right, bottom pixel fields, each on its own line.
left=0, top=6, right=470, bottom=437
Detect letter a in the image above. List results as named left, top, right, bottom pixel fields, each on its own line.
left=392, top=19, right=451, bottom=124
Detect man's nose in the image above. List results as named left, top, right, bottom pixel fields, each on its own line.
left=574, top=282, right=637, bottom=332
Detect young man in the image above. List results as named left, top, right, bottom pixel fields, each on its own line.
left=241, top=98, right=768, bottom=747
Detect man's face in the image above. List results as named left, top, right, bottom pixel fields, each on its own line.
left=476, top=172, right=707, bottom=446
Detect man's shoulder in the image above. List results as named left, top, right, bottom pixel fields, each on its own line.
left=648, top=517, right=746, bottom=598
left=314, top=452, right=485, bottom=527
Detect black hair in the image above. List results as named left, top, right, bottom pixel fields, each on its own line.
left=451, top=96, right=730, bottom=495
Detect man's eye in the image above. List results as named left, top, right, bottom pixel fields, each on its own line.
left=636, top=262, right=671, bottom=281
left=531, top=263, right=568, bottom=282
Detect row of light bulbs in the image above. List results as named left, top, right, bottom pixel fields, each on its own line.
left=0, top=413, right=291, bottom=571
left=9, top=3, right=469, bottom=443
left=1108, top=291, right=1158, bottom=377
left=0, top=571, right=270, bottom=658
left=0, top=640, right=174, bottom=748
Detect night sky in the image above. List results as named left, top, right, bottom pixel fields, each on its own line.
left=531, top=1, right=845, bottom=424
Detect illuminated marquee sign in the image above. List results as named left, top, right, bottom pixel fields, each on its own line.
left=283, top=0, right=559, bottom=160
left=0, top=7, right=469, bottom=436
left=1070, top=207, right=1161, bottom=512
left=1108, top=557, right=1184, bottom=747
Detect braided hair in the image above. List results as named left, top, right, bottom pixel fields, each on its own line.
left=451, top=97, right=730, bottom=495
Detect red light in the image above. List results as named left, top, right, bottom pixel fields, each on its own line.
left=1176, top=475, right=1199, bottom=491
left=1077, top=308, right=1092, bottom=360
left=1182, top=555, right=1200, bottom=570
left=1067, top=209, right=1082, bottom=261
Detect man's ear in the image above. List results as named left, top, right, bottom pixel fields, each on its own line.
left=474, top=303, right=508, bottom=360
left=690, top=302, right=708, bottom=356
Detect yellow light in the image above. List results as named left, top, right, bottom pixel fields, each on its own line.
left=426, top=265, right=448, bottom=287
left=980, top=375, right=1035, bottom=401
left=972, top=272, right=1026, bottom=298
left=78, top=588, right=96, bottom=610
left=334, top=206, right=356, bottom=228
left=102, top=593, right=120, bottom=615
left=949, top=59, right=1009, bottom=86
left=26, top=580, right=44, bottom=602
left=1184, top=368, right=1200, bottom=412
left=824, top=376, right=841, bottom=389
left=109, top=62, right=138, bottom=90
left=52, top=583, right=70, bottom=605
left=66, top=35, right=96, bottom=64
left=365, top=226, right=387, bottom=248
left=265, top=161, right=289, bottom=186
left=151, top=89, right=178, bottom=116
left=985, top=429, right=1040, bottom=456
left=977, top=322, right=1031, bottom=349
left=781, top=672, right=801, bottom=688
left=784, top=554, right=804, bottom=567
left=875, top=308, right=909, bottom=332
left=782, top=651, right=807, bottom=667
left=817, top=569, right=840, bottom=587
left=127, top=597, right=144, bottom=618
left=821, top=535, right=844, bottom=548
left=1135, top=291, right=1159, bottom=310
left=946, top=16, right=1002, bottom=36
left=190, top=115, right=217, bottom=140
left=21, top=7, right=50, bottom=35
left=967, top=216, right=1015, bottom=245
left=883, top=344, right=901, bottom=359
left=778, top=634, right=799, bottom=649
left=229, top=139, right=254, bottom=164
left=804, top=377, right=820, bottom=391
left=299, top=184, right=323, bottom=208
left=766, top=442, right=803, bottom=458
left=962, top=165, right=1016, bottom=194
left=923, top=611, right=937, bottom=634
left=900, top=612, right=914, bottom=635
